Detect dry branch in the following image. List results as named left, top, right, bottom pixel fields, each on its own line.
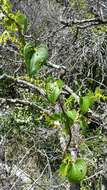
left=0, top=74, right=46, bottom=97
left=0, top=97, right=50, bottom=115
left=60, top=17, right=107, bottom=29
left=47, top=61, right=66, bottom=70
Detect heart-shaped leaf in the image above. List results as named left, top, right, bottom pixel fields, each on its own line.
left=29, top=45, right=48, bottom=75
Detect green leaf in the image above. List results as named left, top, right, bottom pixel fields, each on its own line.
left=34, top=45, right=48, bottom=63
left=55, top=79, right=63, bottom=89
left=23, top=43, right=34, bottom=61
left=0, top=30, right=10, bottom=45
left=66, top=110, right=78, bottom=122
left=59, top=162, right=70, bottom=177
left=29, top=45, right=48, bottom=76
left=59, top=162, right=67, bottom=176
left=15, top=12, right=27, bottom=32
left=1, top=0, right=12, bottom=13
left=64, top=153, right=73, bottom=163
left=67, top=159, right=87, bottom=182
left=80, top=93, right=95, bottom=114
left=95, top=87, right=104, bottom=100
left=79, top=116, right=88, bottom=129
left=63, top=110, right=78, bottom=133
left=59, top=154, right=73, bottom=177
left=30, top=61, right=42, bottom=75
left=50, top=113, right=62, bottom=121
left=46, top=80, right=63, bottom=104
left=23, top=43, right=35, bottom=75
left=46, top=83, right=60, bottom=104
left=80, top=96, right=90, bottom=113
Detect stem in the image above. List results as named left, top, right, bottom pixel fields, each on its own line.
left=59, top=97, right=79, bottom=161
left=59, top=97, right=72, bottom=157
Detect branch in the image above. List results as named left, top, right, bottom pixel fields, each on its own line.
left=64, top=85, right=79, bottom=103
left=0, top=74, right=46, bottom=97
left=47, top=61, right=66, bottom=70
left=0, top=98, right=51, bottom=115
left=60, top=17, right=107, bottom=29
left=83, top=170, right=103, bottom=181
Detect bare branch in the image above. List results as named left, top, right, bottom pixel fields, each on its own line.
left=47, top=61, right=66, bottom=70
left=0, top=98, right=51, bottom=115
left=60, top=17, right=107, bottom=29
left=64, top=85, right=79, bottom=103
left=0, top=74, right=46, bottom=97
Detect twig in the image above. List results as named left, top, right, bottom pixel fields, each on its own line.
left=37, top=149, right=53, bottom=188
left=59, top=97, right=72, bottom=158
left=64, top=85, right=79, bottom=103
left=14, top=62, right=23, bottom=76
left=47, top=61, right=66, bottom=70
left=72, top=27, right=79, bottom=44
left=26, top=164, right=48, bottom=190
left=83, top=170, right=103, bottom=181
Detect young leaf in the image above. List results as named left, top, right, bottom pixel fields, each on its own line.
left=34, top=45, right=48, bottom=63
left=46, top=80, right=63, bottom=104
left=59, top=154, right=73, bottom=177
left=80, top=96, right=90, bottom=114
left=95, top=87, right=104, bottom=100
left=23, top=43, right=34, bottom=61
left=66, top=110, right=78, bottom=123
left=46, top=83, right=60, bottom=104
left=59, top=162, right=70, bottom=177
